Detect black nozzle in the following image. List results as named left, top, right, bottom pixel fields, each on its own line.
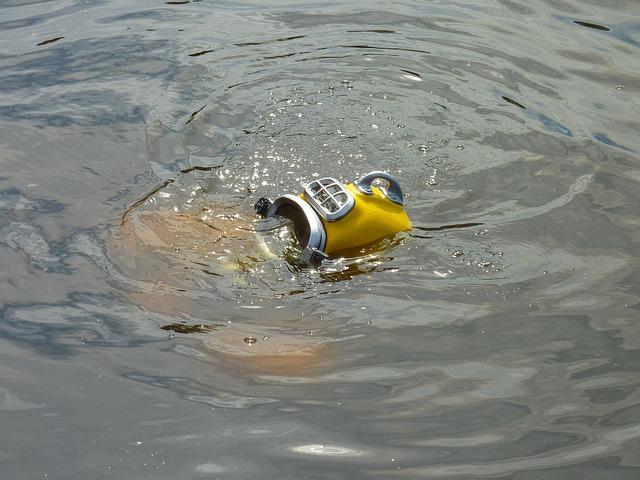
left=254, top=197, right=272, bottom=217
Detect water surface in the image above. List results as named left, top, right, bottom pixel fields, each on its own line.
left=1, top=0, right=640, bottom=478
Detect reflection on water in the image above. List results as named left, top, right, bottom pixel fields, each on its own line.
left=1, top=0, right=640, bottom=478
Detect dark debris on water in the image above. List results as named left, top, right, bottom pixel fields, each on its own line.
left=185, top=104, right=206, bottom=125
left=161, top=323, right=219, bottom=334
left=189, top=49, right=215, bottom=57
left=36, top=37, right=64, bottom=46
left=574, top=20, right=610, bottom=32
left=502, top=96, right=526, bottom=109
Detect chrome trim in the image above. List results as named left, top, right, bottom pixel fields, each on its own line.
left=267, top=194, right=326, bottom=252
left=354, top=171, right=404, bottom=205
left=303, top=177, right=355, bottom=221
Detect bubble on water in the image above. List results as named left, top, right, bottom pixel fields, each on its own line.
left=428, top=156, right=447, bottom=166
left=452, top=250, right=464, bottom=258
left=243, top=337, right=257, bottom=345
left=371, top=124, right=379, bottom=129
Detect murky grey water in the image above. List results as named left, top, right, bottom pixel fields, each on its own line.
left=1, top=0, right=640, bottom=478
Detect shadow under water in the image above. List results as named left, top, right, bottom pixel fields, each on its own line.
left=107, top=170, right=415, bottom=375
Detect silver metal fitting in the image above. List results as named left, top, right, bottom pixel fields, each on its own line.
left=354, top=171, right=404, bottom=205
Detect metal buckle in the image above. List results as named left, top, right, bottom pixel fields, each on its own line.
left=301, top=246, right=329, bottom=265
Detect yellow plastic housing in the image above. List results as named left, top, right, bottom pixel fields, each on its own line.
left=307, top=183, right=411, bottom=255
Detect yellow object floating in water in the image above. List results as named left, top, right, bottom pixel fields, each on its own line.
left=265, top=171, right=411, bottom=263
